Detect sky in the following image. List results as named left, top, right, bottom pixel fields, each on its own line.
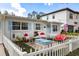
left=0, top=3, right=79, bottom=17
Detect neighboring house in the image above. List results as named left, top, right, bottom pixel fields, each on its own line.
left=0, top=14, right=62, bottom=43
left=40, top=8, right=79, bottom=32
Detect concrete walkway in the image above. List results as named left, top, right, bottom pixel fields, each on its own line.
left=0, top=44, right=6, bottom=56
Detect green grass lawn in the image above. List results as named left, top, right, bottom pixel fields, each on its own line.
left=13, top=41, right=35, bottom=53
left=67, top=48, right=79, bottom=56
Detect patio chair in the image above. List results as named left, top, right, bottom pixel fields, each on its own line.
left=54, top=34, right=67, bottom=41
left=38, top=32, right=47, bottom=39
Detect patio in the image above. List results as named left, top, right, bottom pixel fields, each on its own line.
left=2, top=34, right=79, bottom=56
left=26, top=41, right=57, bottom=50
left=12, top=32, right=79, bottom=54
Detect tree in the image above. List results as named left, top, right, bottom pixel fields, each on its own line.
left=11, top=12, right=15, bottom=16
left=28, top=13, right=32, bottom=18
left=39, top=12, right=45, bottom=15
left=27, top=11, right=44, bottom=19
left=32, top=11, right=38, bottom=18
left=36, top=14, right=40, bottom=19
left=32, top=11, right=37, bottom=16
left=36, top=12, right=45, bottom=19
left=3, top=10, right=8, bottom=15
left=0, top=11, right=1, bottom=14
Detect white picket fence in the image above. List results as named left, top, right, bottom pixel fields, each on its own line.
left=2, top=35, right=79, bottom=56
left=3, top=35, right=27, bottom=56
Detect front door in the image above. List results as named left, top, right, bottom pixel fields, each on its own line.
left=68, top=25, right=74, bottom=32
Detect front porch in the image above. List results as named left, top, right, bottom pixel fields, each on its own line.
left=2, top=34, right=79, bottom=56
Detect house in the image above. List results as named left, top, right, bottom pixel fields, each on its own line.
left=0, top=14, right=62, bottom=43
left=40, top=8, right=79, bottom=33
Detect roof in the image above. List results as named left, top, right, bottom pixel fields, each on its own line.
left=0, top=14, right=63, bottom=24
left=0, top=14, right=48, bottom=23
left=40, top=8, right=79, bottom=17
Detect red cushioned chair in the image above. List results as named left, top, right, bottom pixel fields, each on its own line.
left=39, top=32, right=46, bottom=38
left=54, top=34, right=67, bottom=41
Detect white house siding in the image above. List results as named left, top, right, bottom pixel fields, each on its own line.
left=41, top=10, right=68, bottom=31
left=40, top=15, right=47, bottom=20
left=4, top=18, right=48, bottom=40
left=66, top=11, right=79, bottom=31
left=41, top=10, right=67, bottom=24
left=41, top=10, right=68, bottom=34
left=41, top=10, right=79, bottom=32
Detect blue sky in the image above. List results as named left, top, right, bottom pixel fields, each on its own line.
left=0, top=3, right=79, bottom=17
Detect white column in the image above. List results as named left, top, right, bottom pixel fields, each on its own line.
left=31, top=22, right=34, bottom=37
left=31, top=23, right=34, bottom=31
left=69, top=40, right=72, bottom=52
left=30, top=49, right=32, bottom=53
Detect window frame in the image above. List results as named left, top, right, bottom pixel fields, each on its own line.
left=21, top=22, right=28, bottom=30
left=52, top=25, right=58, bottom=32
left=69, top=12, right=73, bottom=19
left=47, top=16, right=49, bottom=20
left=35, top=23, right=41, bottom=30
left=12, top=22, right=20, bottom=30
left=52, top=14, right=55, bottom=19
left=76, top=14, right=78, bottom=19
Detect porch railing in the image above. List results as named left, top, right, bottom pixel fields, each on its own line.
left=3, top=35, right=27, bottom=56
left=23, top=36, right=79, bottom=56
left=2, top=35, right=79, bottom=56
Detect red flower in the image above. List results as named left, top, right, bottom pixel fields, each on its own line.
left=23, top=40, right=29, bottom=43
left=24, top=33, right=28, bottom=37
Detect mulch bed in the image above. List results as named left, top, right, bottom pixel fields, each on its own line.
left=13, top=41, right=35, bottom=53
left=67, top=48, right=79, bottom=56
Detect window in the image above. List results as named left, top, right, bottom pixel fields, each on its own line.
left=76, top=14, right=78, bottom=19
left=47, top=16, right=49, bottom=20
left=69, top=12, right=73, bottom=19
left=52, top=15, right=55, bottom=19
left=22, top=23, right=28, bottom=30
left=35, top=24, right=40, bottom=30
left=12, top=22, right=20, bottom=30
left=52, top=25, right=58, bottom=32
left=68, top=25, right=74, bottom=32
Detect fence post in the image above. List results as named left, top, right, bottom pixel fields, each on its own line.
left=30, top=48, right=33, bottom=53
left=69, top=40, right=72, bottom=52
